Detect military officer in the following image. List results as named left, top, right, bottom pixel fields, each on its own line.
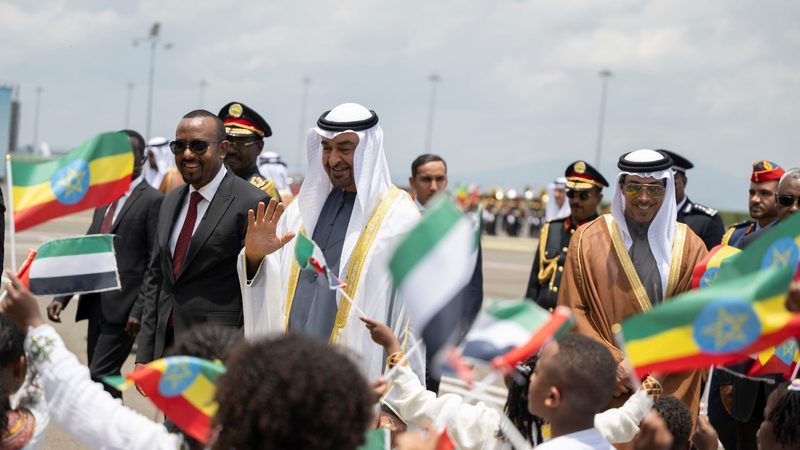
left=659, top=149, right=725, bottom=249
left=218, top=101, right=281, bottom=200
left=721, top=160, right=784, bottom=248
left=524, top=161, right=608, bottom=310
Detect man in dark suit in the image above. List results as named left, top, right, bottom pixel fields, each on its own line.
left=135, top=110, right=269, bottom=368
left=659, top=149, right=725, bottom=250
left=409, top=154, right=483, bottom=392
left=46, top=129, right=163, bottom=397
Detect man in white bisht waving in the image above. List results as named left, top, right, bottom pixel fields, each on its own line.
left=237, top=102, right=425, bottom=381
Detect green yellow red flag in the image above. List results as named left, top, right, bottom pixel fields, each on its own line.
left=621, top=265, right=800, bottom=377
left=10, top=132, right=133, bottom=231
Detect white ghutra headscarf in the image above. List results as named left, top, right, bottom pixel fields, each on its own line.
left=295, top=103, right=393, bottom=278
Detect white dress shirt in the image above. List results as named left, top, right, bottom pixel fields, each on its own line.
left=109, top=175, right=144, bottom=225
left=168, top=166, right=227, bottom=255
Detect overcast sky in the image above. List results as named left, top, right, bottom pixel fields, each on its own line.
left=2, top=0, right=798, bottom=210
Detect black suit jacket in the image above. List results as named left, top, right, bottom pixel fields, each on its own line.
left=136, top=170, right=269, bottom=362
left=56, top=181, right=163, bottom=324
left=677, top=197, right=725, bottom=250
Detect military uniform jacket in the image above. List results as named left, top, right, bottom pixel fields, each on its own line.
left=676, top=197, right=725, bottom=250
left=525, top=215, right=596, bottom=310
left=721, top=219, right=757, bottom=249
left=239, top=165, right=281, bottom=202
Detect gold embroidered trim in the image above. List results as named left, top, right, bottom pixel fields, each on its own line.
left=283, top=225, right=307, bottom=330
left=537, top=222, right=559, bottom=288
left=720, top=227, right=734, bottom=246
left=603, top=214, right=652, bottom=312
left=666, top=223, right=687, bottom=297
left=575, top=216, right=623, bottom=355
left=330, top=187, right=404, bottom=344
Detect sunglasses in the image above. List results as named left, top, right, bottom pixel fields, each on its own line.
left=228, top=139, right=261, bottom=151
left=778, top=194, right=800, bottom=208
left=168, top=140, right=221, bottom=155
left=621, top=183, right=666, bottom=199
left=566, top=190, right=593, bottom=200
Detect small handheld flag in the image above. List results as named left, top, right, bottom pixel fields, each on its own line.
left=691, top=245, right=741, bottom=289
left=461, top=299, right=572, bottom=370
left=10, top=132, right=133, bottom=231
left=18, top=235, right=119, bottom=296
left=104, top=356, right=225, bottom=444
left=749, top=338, right=799, bottom=379
left=295, top=232, right=347, bottom=289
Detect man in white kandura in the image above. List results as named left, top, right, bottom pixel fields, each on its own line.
left=237, top=102, right=425, bottom=381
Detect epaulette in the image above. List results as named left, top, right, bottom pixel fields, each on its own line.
left=249, top=175, right=281, bottom=202
left=729, top=219, right=754, bottom=229
left=544, top=217, right=568, bottom=225
left=690, top=202, right=718, bottom=217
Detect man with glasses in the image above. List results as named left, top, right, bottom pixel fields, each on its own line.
left=135, top=110, right=270, bottom=369
left=557, top=149, right=707, bottom=416
left=218, top=101, right=281, bottom=201
left=659, top=149, right=725, bottom=250
left=721, top=160, right=785, bottom=248
left=525, top=160, right=608, bottom=310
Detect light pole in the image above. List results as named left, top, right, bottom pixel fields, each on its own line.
left=594, top=70, right=613, bottom=168
left=424, top=74, right=441, bottom=153
left=32, top=86, right=43, bottom=150
left=124, top=82, right=134, bottom=128
left=134, top=22, right=172, bottom=141
left=198, top=80, right=208, bottom=108
left=296, top=76, right=311, bottom=171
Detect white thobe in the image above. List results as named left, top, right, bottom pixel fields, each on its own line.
left=237, top=190, right=426, bottom=382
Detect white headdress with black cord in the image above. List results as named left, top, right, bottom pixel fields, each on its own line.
left=610, top=149, right=677, bottom=298
left=296, top=103, right=392, bottom=277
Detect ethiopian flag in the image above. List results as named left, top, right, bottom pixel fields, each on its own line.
left=104, top=356, right=225, bottom=444
left=11, top=132, right=133, bottom=231
left=621, top=265, right=800, bottom=377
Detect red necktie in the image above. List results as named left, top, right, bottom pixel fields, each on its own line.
left=172, top=191, right=203, bottom=278
left=99, top=199, right=120, bottom=234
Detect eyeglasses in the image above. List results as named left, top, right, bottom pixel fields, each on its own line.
left=566, top=190, right=593, bottom=200
left=621, top=183, right=666, bottom=199
left=168, top=140, right=221, bottom=155
left=228, top=139, right=261, bottom=151
left=778, top=194, right=800, bottom=208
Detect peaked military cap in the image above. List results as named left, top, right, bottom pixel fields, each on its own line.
left=658, top=149, right=694, bottom=173
left=564, top=161, right=609, bottom=190
left=218, top=101, right=272, bottom=138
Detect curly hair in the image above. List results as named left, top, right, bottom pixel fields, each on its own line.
left=165, top=324, right=242, bottom=362
left=768, top=382, right=800, bottom=447
left=0, top=313, right=26, bottom=435
left=654, top=396, right=692, bottom=450
left=212, top=335, right=373, bottom=450
left=502, top=353, right=544, bottom=445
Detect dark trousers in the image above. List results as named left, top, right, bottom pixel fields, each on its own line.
left=86, top=309, right=135, bottom=399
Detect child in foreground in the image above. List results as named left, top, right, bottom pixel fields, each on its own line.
left=363, top=317, right=662, bottom=449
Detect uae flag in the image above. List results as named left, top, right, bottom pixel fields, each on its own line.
left=463, top=299, right=573, bottom=370
left=389, top=197, right=478, bottom=361
left=17, top=235, right=120, bottom=296
left=294, top=232, right=346, bottom=289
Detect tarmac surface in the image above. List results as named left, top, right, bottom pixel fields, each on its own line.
left=3, top=210, right=537, bottom=449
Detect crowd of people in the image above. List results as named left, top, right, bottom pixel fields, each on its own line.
left=0, top=99, right=798, bottom=450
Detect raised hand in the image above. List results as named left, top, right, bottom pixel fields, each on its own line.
left=361, top=317, right=401, bottom=355
left=244, top=199, right=296, bottom=270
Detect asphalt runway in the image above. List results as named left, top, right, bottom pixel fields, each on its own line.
left=3, top=211, right=537, bottom=449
